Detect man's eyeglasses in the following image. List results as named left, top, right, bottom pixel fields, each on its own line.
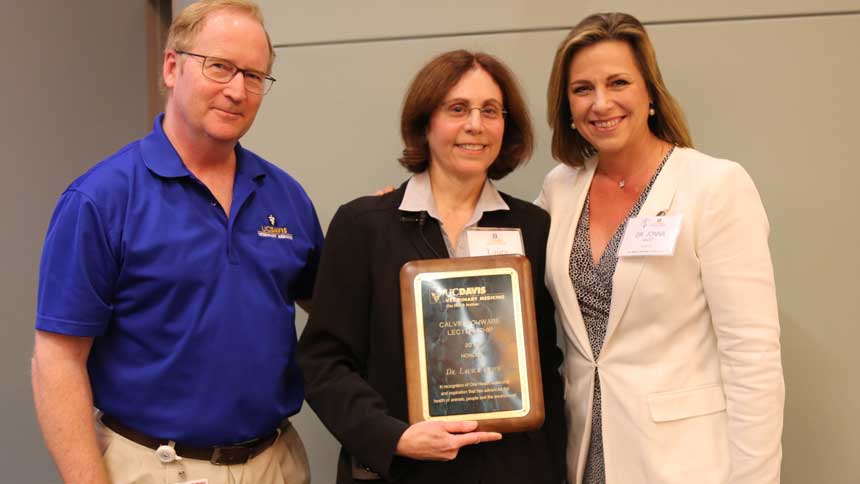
left=441, top=101, right=507, bottom=121
left=176, top=50, right=276, bottom=95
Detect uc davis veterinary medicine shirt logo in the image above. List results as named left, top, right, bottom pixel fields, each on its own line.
left=257, top=214, right=294, bottom=240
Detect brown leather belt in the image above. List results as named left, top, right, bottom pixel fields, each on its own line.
left=101, top=415, right=285, bottom=465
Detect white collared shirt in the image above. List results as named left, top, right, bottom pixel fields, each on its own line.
left=398, top=171, right=509, bottom=257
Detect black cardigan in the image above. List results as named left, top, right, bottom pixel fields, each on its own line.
left=297, top=183, right=566, bottom=483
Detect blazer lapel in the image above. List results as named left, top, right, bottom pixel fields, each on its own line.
left=402, top=213, right=447, bottom=260
left=394, top=179, right=449, bottom=260
left=477, top=209, right=506, bottom=228
left=550, top=160, right=597, bottom=361
left=604, top=150, right=683, bottom=346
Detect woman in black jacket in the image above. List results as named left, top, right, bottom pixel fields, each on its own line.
left=297, top=49, right=565, bottom=484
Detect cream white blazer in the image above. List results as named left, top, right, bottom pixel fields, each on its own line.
left=536, top=147, right=784, bottom=484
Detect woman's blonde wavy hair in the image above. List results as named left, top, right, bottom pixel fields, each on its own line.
left=547, top=12, right=692, bottom=166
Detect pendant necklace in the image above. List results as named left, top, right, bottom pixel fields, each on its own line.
left=605, top=144, right=668, bottom=190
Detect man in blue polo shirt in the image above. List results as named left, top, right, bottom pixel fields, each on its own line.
left=31, top=2, right=321, bottom=483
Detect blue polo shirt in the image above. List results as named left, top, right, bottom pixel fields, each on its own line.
left=36, top=114, right=323, bottom=446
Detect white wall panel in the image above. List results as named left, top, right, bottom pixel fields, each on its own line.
left=254, top=0, right=859, bottom=45
left=247, top=12, right=860, bottom=483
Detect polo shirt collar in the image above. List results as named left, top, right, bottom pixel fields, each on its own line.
left=234, top=144, right=266, bottom=182
left=140, top=113, right=266, bottom=182
left=399, top=171, right=509, bottom=226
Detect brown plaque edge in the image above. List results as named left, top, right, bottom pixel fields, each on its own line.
left=400, top=255, right=544, bottom=433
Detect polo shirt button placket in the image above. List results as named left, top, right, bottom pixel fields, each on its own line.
left=225, top=208, right=240, bottom=265
left=227, top=228, right=237, bottom=263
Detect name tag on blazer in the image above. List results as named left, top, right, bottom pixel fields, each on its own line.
left=618, top=215, right=682, bottom=257
left=465, top=227, right=524, bottom=256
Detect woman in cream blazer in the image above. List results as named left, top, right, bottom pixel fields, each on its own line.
left=538, top=13, right=784, bottom=484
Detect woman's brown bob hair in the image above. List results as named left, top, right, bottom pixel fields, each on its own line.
left=547, top=12, right=692, bottom=166
left=399, top=50, right=533, bottom=180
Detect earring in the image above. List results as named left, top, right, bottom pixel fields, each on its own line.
left=649, top=103, right=656, bottom=116
left=570, top=121, right=576, bottom=130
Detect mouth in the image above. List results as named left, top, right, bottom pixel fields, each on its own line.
left=456, top=143, right=487, bottom=152
left=214, top=108, right=242, bottom=118
left=589, top=116, right=624, bottom=131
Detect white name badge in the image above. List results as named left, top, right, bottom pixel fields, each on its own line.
left=617, top=215, right=682, bottom=257
left=465, top=228, right=524, bottom=256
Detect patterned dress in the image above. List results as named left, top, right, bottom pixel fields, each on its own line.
left=568, top=148, right=672, bottom=484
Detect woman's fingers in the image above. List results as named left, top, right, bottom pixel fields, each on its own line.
left=452, top=430, right=503, bottom=448
left=396, top=420, right=503, bottom=461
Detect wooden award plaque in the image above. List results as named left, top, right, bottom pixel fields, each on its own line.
left=399, top=255, right=544, bottom=433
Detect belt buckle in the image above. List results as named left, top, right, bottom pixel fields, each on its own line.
left=210, top=445, right=254, bottom=465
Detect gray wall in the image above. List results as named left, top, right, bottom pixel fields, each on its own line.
left=1, top=2, right=149, bottom=483
left=5, top=1, right=859, bottom=483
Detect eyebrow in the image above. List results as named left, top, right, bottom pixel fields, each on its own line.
left=207, top=54, right=269, bottom=75
left=569, top=72, right=632, bottom=84
left=443, top=97, right=503, bottom=105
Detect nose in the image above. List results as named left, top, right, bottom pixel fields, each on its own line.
left=592, top=87, right=612, bottom=112
left=222, top=72, right=248, bottom=102
left=464, top=108, right=484, bottom=133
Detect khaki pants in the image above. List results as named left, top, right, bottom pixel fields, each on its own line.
left=95, top=417, right=311, bottom=484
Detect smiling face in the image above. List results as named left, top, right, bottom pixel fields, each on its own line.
left=426, top=67, right=505, bottom=183
left=567, top=40, right=654, bottom=158
left=163, top=8, right=270, bottom=146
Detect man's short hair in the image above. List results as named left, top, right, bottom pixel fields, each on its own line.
left=166, top=0, right=275, bottom=73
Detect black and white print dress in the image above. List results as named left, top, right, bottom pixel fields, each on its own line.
left=568, top=147, right=672, bottom=484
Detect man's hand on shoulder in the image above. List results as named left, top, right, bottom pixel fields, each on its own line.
left=374, top=186, right=396, bottom=196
